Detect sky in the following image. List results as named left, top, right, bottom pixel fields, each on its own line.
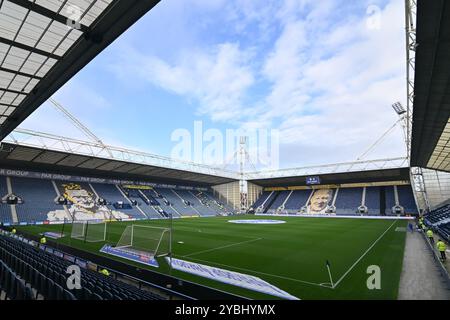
left=19, top=0, right=408, bottom=171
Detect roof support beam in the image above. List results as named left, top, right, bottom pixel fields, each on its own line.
left=0, top=66, right=43, bottom=80
left=0, top=87, right=27, bottom=95
left=7, top=0, right=90, bottom=33
left=0, top=36, right=61, bottom=61
left=0, top=0, right=162, bottom=141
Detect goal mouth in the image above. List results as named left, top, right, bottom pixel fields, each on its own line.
left=70, top=220, right=107, bottom=242
left=114, top=224, right=171, bottom=260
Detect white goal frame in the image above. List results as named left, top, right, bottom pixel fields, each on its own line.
left=71, top=220, right=107, bottom=242
left=115, top=225, right=171, bottom=258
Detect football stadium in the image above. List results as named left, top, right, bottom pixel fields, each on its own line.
left=0, top=0, right=450, bottom=305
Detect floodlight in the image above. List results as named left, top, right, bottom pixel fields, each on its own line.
left=392, top=102, right=406, bottom=115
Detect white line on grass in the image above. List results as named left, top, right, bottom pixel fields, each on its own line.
left=175, top=255, right=329, bottom=289
left=182, top=238, right=263, bottom=258
left=332, top=219, right=398, bottom=289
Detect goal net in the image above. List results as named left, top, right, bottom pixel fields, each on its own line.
left=71, top=221, right=86, bottom=240
left=115, top=225, right=171, bottom=258
left=71, top=220, right=106, bottom=242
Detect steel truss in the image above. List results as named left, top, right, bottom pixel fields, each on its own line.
left=4, top=128, right=239, bottom=180
left=405, top=0, right=417, bottom=162
left=246, top=157, right=409, bottom=180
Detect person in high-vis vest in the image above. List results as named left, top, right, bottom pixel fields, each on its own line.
left=11, top=228, right=16, bottom=234
left=437, top=240, right=447, bottom=261
left=101, top=268, right=110, bottom=277
left=426, top=229, right=434, bottom=244
left=40, top=236, right=47, bottom=245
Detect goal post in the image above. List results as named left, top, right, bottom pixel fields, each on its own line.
left=85, top=220, right=107, bottom=242
left=116, top=225, right=171, bottom=257
left=71, top=220, right=107, bottom=242
left=71, top=221, right=86, bottom=240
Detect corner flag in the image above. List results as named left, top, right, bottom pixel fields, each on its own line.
left=326, top=260, right=334, bottom=288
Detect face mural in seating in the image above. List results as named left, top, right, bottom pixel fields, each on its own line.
left=309, top=189, right=332, bottom=214
left=47, top=183, right=130, bottom=221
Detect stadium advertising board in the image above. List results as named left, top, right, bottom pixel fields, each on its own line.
left=0, top=168, right=208, bottom=191
left=100, top=245, right=159, bottom=268
left=168, top=258, right=299, bottom=300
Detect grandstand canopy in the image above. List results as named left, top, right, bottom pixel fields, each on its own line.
left=411, top=0, right=450, bottom=172
left=0, top=142, right=237, bottom=186
left=248, top=167, right=411, bottom=188
left=0, top=0, right=160, bottom=140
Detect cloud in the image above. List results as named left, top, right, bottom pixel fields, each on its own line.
left=110, top=42, right=255, bottom=122
left=105, top=0, right=408, bottom=168
left=250, top=0, right=407, bottom=165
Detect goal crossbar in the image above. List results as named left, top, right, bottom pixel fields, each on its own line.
left=115, top=225, right=171, bottom=257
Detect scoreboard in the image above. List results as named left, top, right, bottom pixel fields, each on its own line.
left=306, top=176, right=321, bottom=185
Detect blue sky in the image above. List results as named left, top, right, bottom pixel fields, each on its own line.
left=20, top=0, right=407, bottom=170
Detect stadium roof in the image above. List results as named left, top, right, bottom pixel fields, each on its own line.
left=0, top=0, right=160, bottom=140
left=248, top=167, right=411, bottom=188
left=0, top=142, right=238, bottom=185
left=410, top=0, right=450, bottom=172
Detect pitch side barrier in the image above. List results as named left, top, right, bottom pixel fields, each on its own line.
left=256, top=213, right=415, bottom=220
left=3, top=226, right=246, bottom=300
left=420, top=231, right=450, bottom=289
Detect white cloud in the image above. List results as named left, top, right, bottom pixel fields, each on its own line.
left=110, top=42, right=255, bottom=122
left=250, top=0, right=407, bottom=166
left=106, top=0, right=408, bottom=168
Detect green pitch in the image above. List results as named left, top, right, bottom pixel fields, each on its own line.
left=17, top=215, right=407, bottom=300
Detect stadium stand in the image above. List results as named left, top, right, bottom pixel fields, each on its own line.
left=0, top=232, right=164, bottom=300
left=397, top=185, right=418, bottom=214
left=0, top=177, right=13, bottom=224
left=193, top=191, right=226, bottom=215
left=385, top=186, right=397, bottom=215
left=154, top=188, right=195, bottom=216
left=251, top=191, right=273, bottom=212
left=364, top=187, right=381, bottom=215
left=176, top=190, right=214, bottom=216
left=424, top=204, right=450, bottom=240
left=144, top=189, right=180, bottom=218
left=11, top=178, right=65, bottom=223
left=252, top=185, right=417, bottom=216
left=91, top=183, right=145, bottom=219
left=284, top=190, right=311, bottom=212
left=267, top=190, right=290, bottom=213
left=121, top=187, right=162, bottom=219
left=334, top=188, right=362, bottom=215
left=204, top=191, right=235, bottom=214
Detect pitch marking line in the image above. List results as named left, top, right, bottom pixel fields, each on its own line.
left=332, top=219, right=398, bottom=289
left=182, top=238, right=263, bottom=258
left=175, top=255, right=329, bottom=289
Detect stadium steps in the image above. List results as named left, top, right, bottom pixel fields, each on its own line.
left=171, top=189, right=202, bottom=216
left=51, top=180, right=72, bottom=221
left=6, top=177, right=18, bottom=223
left=263, top=192, right=280, bottom=213
left=137, top=190, right=165, bottom=218
left=188, top=191, right=218, bottom=216
left=115, top=185, right=147, bottom=219
left=121, top=188, right=162, bottom=219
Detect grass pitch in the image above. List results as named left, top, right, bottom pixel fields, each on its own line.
left=17, top=215, right=407, bottom=300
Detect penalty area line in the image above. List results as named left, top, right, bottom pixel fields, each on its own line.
left=332, top=219, right=398, bottom=289
left=182, top=238, right=263, bottom=258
